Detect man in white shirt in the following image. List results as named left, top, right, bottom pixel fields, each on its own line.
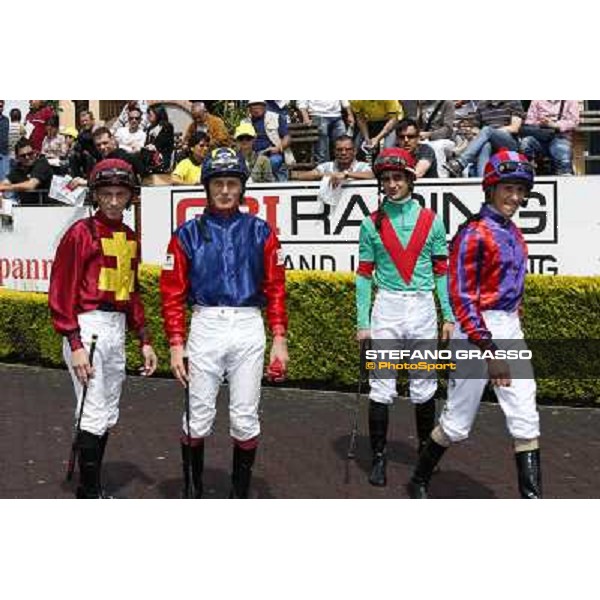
left=114, top=107, right=146, bottom=154
left=298, top=100, right=355, bottom=163
left=111, top=101, right=149, bottom=133
left=291, top=134, right=373, bottom=189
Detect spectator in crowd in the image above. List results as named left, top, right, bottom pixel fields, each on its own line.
left=445, top=100, right=524, bottom=177
left=416, top=100, right=456, bottom=178
left=8, top=108, right=25, bottom=160
left=396, top=118, right=438, bottom=179
left=26, top=101, right=55, bottom=152
left=297, top=100, right=355, bottom=164
left=0, top=101, right=8, bottom=181
left=41, top=115, right=68, bottom=166
left=248, top=100, right=292, bottom=182
left=351, top=100, right=403, bottom=157
left=171, top=131, right=210, bottom=185
left=61, top=126, right=79, bottom=150
left=234, top=122, right=274, bottom=183
left=183, top=101, right=230, bottom=150
left=0, top=137, right=54, bottom=204
left=452, top=101, right=479, bottom=165
left=143, top=104, right=174, bottom=174
left=520, top=100, right=580, bottom=175
left=60, top=126, right=79, bottom=175
left=111, top=100, right=149, bottom=133
left=93, top=127, right=144, bottom=178
left=69, top=128, right=144, bottom=188
left=71, top=110, right=100, bottom=178
left=114, top=106, right=146, bottom=154
left=291, top=134, right=373, bottom=185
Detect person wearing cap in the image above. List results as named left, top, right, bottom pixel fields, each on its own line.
left=247, top=100, right=292, bottom=182
left=62, top=126, right=79, bottom=145
left=408, top=150, right=541, bottom=499
left=48, top=158, right=158, bottom=498
left=160, top=147, right=288, bottom=499
left=234, top=121, right=274, bottom=183
left=59, top=126, right=80, bottom=176
left=356, top=147, right=454, bottom=487
left=171, top=131, right=210, bottom=185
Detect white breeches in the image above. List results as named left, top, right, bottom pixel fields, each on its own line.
left=439, top=310, right=540, bottom=443
left=369, top=289, right=438, bottom=405
left=64, top=311, right=126, bottom=437
left=185, top=306, right=266, bottom=441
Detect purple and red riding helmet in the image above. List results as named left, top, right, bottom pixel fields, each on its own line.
left=482, top=149, right=535, bottom=191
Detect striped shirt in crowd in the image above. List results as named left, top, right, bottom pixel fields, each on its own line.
left=475, top=101, right=524, bottom=129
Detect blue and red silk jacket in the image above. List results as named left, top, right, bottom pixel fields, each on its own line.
left=160, top=209, right=287, bottom=346
left=48, top=211, right=149, bottom=351
left=449, top=203, right=528, bottom=348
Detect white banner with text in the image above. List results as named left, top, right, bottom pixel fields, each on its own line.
left=141, top=177, right=600, bottom=276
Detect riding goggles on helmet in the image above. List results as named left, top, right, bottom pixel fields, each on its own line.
left=496, top=161, right=535, bottom=176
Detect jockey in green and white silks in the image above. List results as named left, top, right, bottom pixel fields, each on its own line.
left=355, top=147, right=454, bottom=487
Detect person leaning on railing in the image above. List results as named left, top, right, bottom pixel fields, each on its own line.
left=290, top=134, right=373, bottom=186
left=0, top=137, right=53, bottom=204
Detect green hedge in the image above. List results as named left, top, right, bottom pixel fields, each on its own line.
left=1, top=269, right=599, bottom=403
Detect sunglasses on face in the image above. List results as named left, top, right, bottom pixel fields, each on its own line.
left=496, top=161, right=534, bottom=175
left=399, top=133, right=418, bottom=140
left=129, top=116, right=141, bottom=121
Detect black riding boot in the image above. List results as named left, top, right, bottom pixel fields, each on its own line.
left=415, top=398, right=436, bottom=455
left=515, top=449, right=542, bottom=499
left=76, top=431, right=103, bottom=499
left=407, top=437, right=447, bottom=499
left=368, top=400, right=389, bottom=487
left=229, top=445, right=257, bottom=499
left=97, top=431, right=111, bottom=498
left=181, top=440, right=204, bottom=499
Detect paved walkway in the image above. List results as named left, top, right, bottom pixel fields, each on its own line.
left=1, top=363, right=598, bottom=498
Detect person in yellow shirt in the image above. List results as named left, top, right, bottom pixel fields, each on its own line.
left=350, top=100, right=404, bottom=158
left=171, top=132, right=210, bottom=185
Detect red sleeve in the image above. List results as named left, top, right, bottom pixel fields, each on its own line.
left=449, top=228, right=494, bottom=349
left=125, top=235, right=150, bottom=345
left=48, top=221, right=92, bottom=351
left=159, top=235, right=190, bottom=346
left=432, top=256, right=448, bottom=276
left=262, top=228, right=288, bottom=336
left=356, top=260, right=374, bottom=278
